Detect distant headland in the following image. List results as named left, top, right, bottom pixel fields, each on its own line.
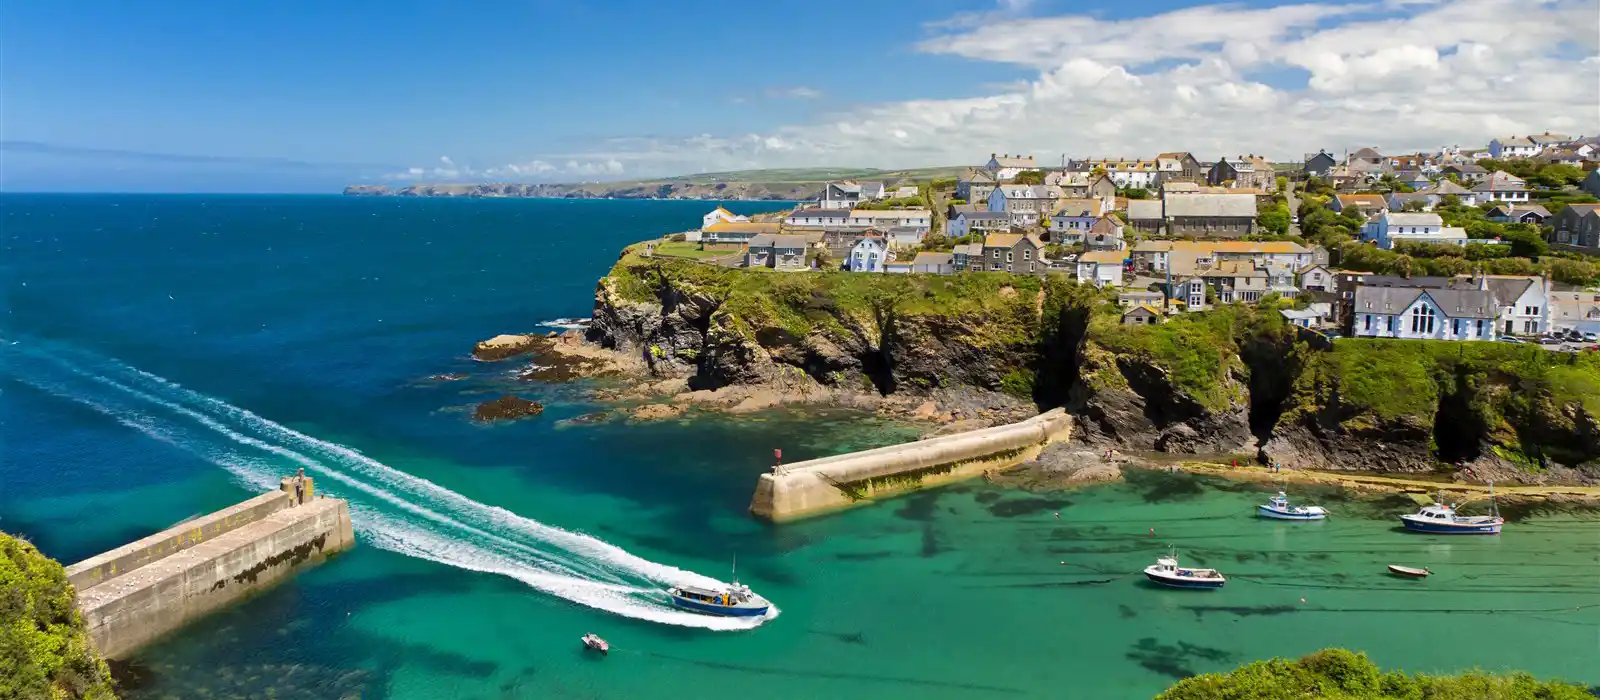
left=341, top=166, right=966, bottom=201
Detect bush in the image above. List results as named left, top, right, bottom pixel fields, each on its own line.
left=1159, top=648, right=1592, bottom=700
left=0, top=532, right=118, bottom=700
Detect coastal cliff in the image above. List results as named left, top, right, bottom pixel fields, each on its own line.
left=553, top=249, right=1600, bottom=484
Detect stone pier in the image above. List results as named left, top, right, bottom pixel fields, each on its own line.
left=750, top=408, right=1074, bottom=523
left=66, top=474, right=355, bottom=658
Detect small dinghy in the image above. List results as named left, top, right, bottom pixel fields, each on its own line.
left=581, top=633, right=609, bottom=654
left=1257, top=491, right=1328, bottom=521
left=1387, top=565, right=1431, bottom=579
left=1143, top=547, right=1226, bottom=590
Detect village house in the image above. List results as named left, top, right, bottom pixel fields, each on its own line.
left=988, top=184, right=1062, bottom=226
left=1132, top=240, right=1314, bottom=275
left=1389, top=180, right=1478, bottom=211
left=910, top=251, right=953, bottom=274
left=1330, top=193, right=1389, bottom=217
left=1171, top=276, right=1211, bottom=311
left=1089, top=174, right=1117, bottom=200
left=957, top=168, right=998, bottom=204
left=1535, top=147, right=1587, bottom=166
left=1125, top=199, right=1165, bottom=235
left=951, top=242, right=986, bottom=272
left=1085, top=214, right=1126, bottom=251
left=701, top=221, right=780, bottom=246
left=1280, top=308, right=1323, bottom=329
left=985, top=154, right=1039, bottom=182
left=887, top=185, right=919, bottom=200
left=847, top=235, right=888, bottom=272
left=1122, top=305, right=1163, bottom=326
left=1197, top=261, right=1297, bottom=304
left=1303, top=150, right=1338, bottom=178
left=1119, top=290, right=1165, bottom=308
left=1075, top=250, right=1125, bottom=288
left=786, top=207, right=853, bottom=229
left=1206, top=155, right=1275, bottom=191
left=702, top=206, right=750, bottom=230
left=1074, top=158, right=1161, bottom=189
left=1471, top=171, right=1530, bottom=203
left=1044, top=170, right=1091, bottom=197
left=1156, top=152, right=1205, bottom=184
left=847, top=209, right=933, bottom=233
left=981, top=232, right=1045, bottom=274
left=1351, top=286, right=1498, bottom=341
left=1297, top=264, right=1333, bottom=292
left=745, top=234, right=810, bottom=271
left=857, top=182, right=886, bottom=200
left=1361, top=211, right=1467, bottom=249
left=820, top=181, right=862, bottom=210
left=1549, top=290, right=1600, bottom=334
left=948, top=209, right=1012, bottom=239
left=1440, top=163, right=1488, bottom=182
left=884, top=261, right=913, bottom=274
left=1489, top=136, right=1539, bottom=159
left=1582, top=169, right=1600, bottom=198
left=1354, top=274, right=1550, bottom=336
left=1486, top=204, right=1550, bottom=225
left=1548, top=203, right=1600, bottom=251
left=1526, top=132, right=1571, bottom=151
left=1348, top=147, right=1389, bottom=175
left=1162, top=193, right=1257, bottom=237
left=1391, top=170, right=1431, bottom=190
left=1049, top=198, right=1108, bottom=240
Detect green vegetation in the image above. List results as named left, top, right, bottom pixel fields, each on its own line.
left=1257, top=201, right=1292, bottom=235
left=855, top=196, right=927, bottom=210
left=1087, top=305, right=1258, bottom=412
left=1011, top=170, right=1045, bottom=185
left=1160, top=648, right=1593, bottom=700
left=1475, top=158, right=1589, bottom=189
left=652, top=240, right=724, bottom=260
left=1, top=532, right=117, bottom=700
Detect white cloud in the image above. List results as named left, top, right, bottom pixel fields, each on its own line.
left=766, top=86, right=824, bottom=100
left=392, top=0, right=1599, bottom=180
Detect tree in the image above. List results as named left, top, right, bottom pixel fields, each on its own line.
left=1159, top=648, right=1592, bottom=700
left=1257, top=204, right=1291, bottom=235
left=1012, top=170, right=1045, bottom=185
left=1533, top=163, right=1585, bottom=188
left=1120, top=187, right=1151, bottom=199
left=1499, top=223, right=1549, bottom=258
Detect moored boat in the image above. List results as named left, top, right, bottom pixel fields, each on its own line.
left=1399, top=485, right=1503, bottom=535
left=1143, top=548, right=1226, bottom=590
left=581, top=633, right=609, bottom=654
left=1387, top=565, right=1431, bottom=579
left=1257, top=491, right=1328, bottom=521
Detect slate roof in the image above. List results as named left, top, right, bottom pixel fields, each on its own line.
left=1090, top=215, right=1123, bottom=235
left=1426, top=180, right=1473, bottom=195
left=961, top=168, right=998, bottom=184
left=991, top=155, right=1038, bottom=168
left=1472, top=171, right=1528, bottom=192
left=704, top=222, right=783, bottom=234
left=788, top=208, right=850, bottom=219
left=1352, top=147, right=1384, bottom=160
left=1383, top=212, right=1443, bottom=227
left=1353, top=286, right=1498, bottom=319
left=1496, top=136, right=1535, bottom=147
left=1133, top=240, right=1310, bottom=254
left=749, top=234, right=809, bottom=249
left=1163, top=193, right=1257, bottom=218
left=958, top=210, right=1011, bottom=221
left=1078, top=250, right=1127, bottom=264
left=912, top=252, right=953, bottom=266
left=952, top=243, right=986, bottom=257
left=1053, top=198, right=1102, bottom=216
left=1126, top=200, right=1165, bottom=221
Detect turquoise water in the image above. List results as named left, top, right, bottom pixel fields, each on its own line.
left=2, top=194, right=1596, bottom=699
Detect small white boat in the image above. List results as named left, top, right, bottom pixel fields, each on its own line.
left=581, top=633, right=609, bottom=654
left=1387, top=565, right=1431, bottom=579
left=1143, top=547, right=1226, bottom=590
left=1257, top=491, right=1327, bottom=520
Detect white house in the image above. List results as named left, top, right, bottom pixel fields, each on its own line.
left=1489, top=137, right=1539, bottom=159
left=847, top=236, right=888, bottom=273
left=846, top=209, right=932, bottom=231
left=886, top=226, right=926, bottom=247
left=858, top=181, right=886, bottom=201
left=1075, top=159, right=1161, bottom=188
left=786, top=207, right=852, bottom=228
left=1297, top=264, right=1333, bottom=292
left=1352, top=286, right=1499, bottom=341
left=1471, top=171, right=1530, bottom=203
left=702, top=206, right=749, bottom=230
left=1362, top=212, right=1467, bottom=249
left=886, top=185, right=919, bottom=199
left=1075, top=250, right=1125, bottom=288
left=1550, top=290, right=1600, bottom=334
left=985, top=153, right=1039, bottom=181
left=820, top=182, right=862, bottom=210
left=1477, top=276, right=1551, bottom=336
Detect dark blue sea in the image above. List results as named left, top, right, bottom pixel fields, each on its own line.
left=3, top=194, right=1595, bottom=699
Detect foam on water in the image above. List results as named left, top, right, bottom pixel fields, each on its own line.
left=0, top=337, right=776, bottom=630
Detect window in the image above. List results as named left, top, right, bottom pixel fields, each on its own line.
left=1479, top=320, right=1487, bottom=335
left=992, top=250, right=1001, bottom=259
left=1365, top=315, right=1373, bottom=331
left=1410, top=304, right=1436, bottom=334
left=1453, top=319, right=1462, bottom=336
left=1029, top=262, right=1036, bottom=273
left=1524, top=320, right=1538, bottom=333
left=1023, top=250, right=1032, bottom=260
left=1388, top=316, right=1396, bottom=332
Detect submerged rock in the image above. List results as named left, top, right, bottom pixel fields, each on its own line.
left=473, top=395, right=545, bottom=422
left=630, top=403, right=686, bottom=421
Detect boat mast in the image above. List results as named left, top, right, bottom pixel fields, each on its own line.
left=1488, top=480, right=1499, bottom=519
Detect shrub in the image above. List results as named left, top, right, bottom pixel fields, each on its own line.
left=1159, top=648, right=1591, bottom=700
left=0, top=532, right=117, bottom=700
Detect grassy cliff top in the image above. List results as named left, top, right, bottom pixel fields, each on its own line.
left=0, top=532, right=118, bottom=700
left=1160, top=648, right=1592, bottom=699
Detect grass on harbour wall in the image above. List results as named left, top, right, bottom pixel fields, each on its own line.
left=1158, top=648, right=1594, bottom=700
left=0, top=532, right=118, bottom=700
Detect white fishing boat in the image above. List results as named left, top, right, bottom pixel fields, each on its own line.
left=666, top=555, right=771, bottom=617
left=1143, top=547, right=1226, bottom=590
left=1400, top=484, right=1504, bottom=535
left=580, top=633, right=608, bottom=654
left=1257, top=491, right=1328, bottom=521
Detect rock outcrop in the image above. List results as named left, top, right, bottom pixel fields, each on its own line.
left=473, top=395, right=545, bottom=422
left=472, top=334, right=544, bottom=361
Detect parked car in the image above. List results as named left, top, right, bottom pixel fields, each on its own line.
left=1583, top=332, right=1598, bottom=343
left=1538, top=335, right=1563, bottom=345
left=1498, top=336, right=1526, bottom=344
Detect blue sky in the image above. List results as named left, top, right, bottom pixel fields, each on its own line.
left=3, top=0, right=1597, bottom=192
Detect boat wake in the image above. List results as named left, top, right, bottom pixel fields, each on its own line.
left=0, top=336, right=775, bottom=630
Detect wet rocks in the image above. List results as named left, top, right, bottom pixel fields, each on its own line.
left=630, top=403, right=686, bottom=421
left=472, top=334, right=545, bottom=361
left=473, top=395, right=545, bottom=422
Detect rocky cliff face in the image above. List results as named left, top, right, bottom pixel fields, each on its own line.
left=581, top=253, right=1600, bottom=483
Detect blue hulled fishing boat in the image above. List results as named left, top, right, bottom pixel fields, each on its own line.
left=667, top=557, right=771, bottom=617
left=1400, top=485, right=1503, bottom=535
left=1143, top=548, right=1226, bottom=590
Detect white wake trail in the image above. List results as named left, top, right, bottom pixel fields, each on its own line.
left=2, top=341, right=776, bottom=630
